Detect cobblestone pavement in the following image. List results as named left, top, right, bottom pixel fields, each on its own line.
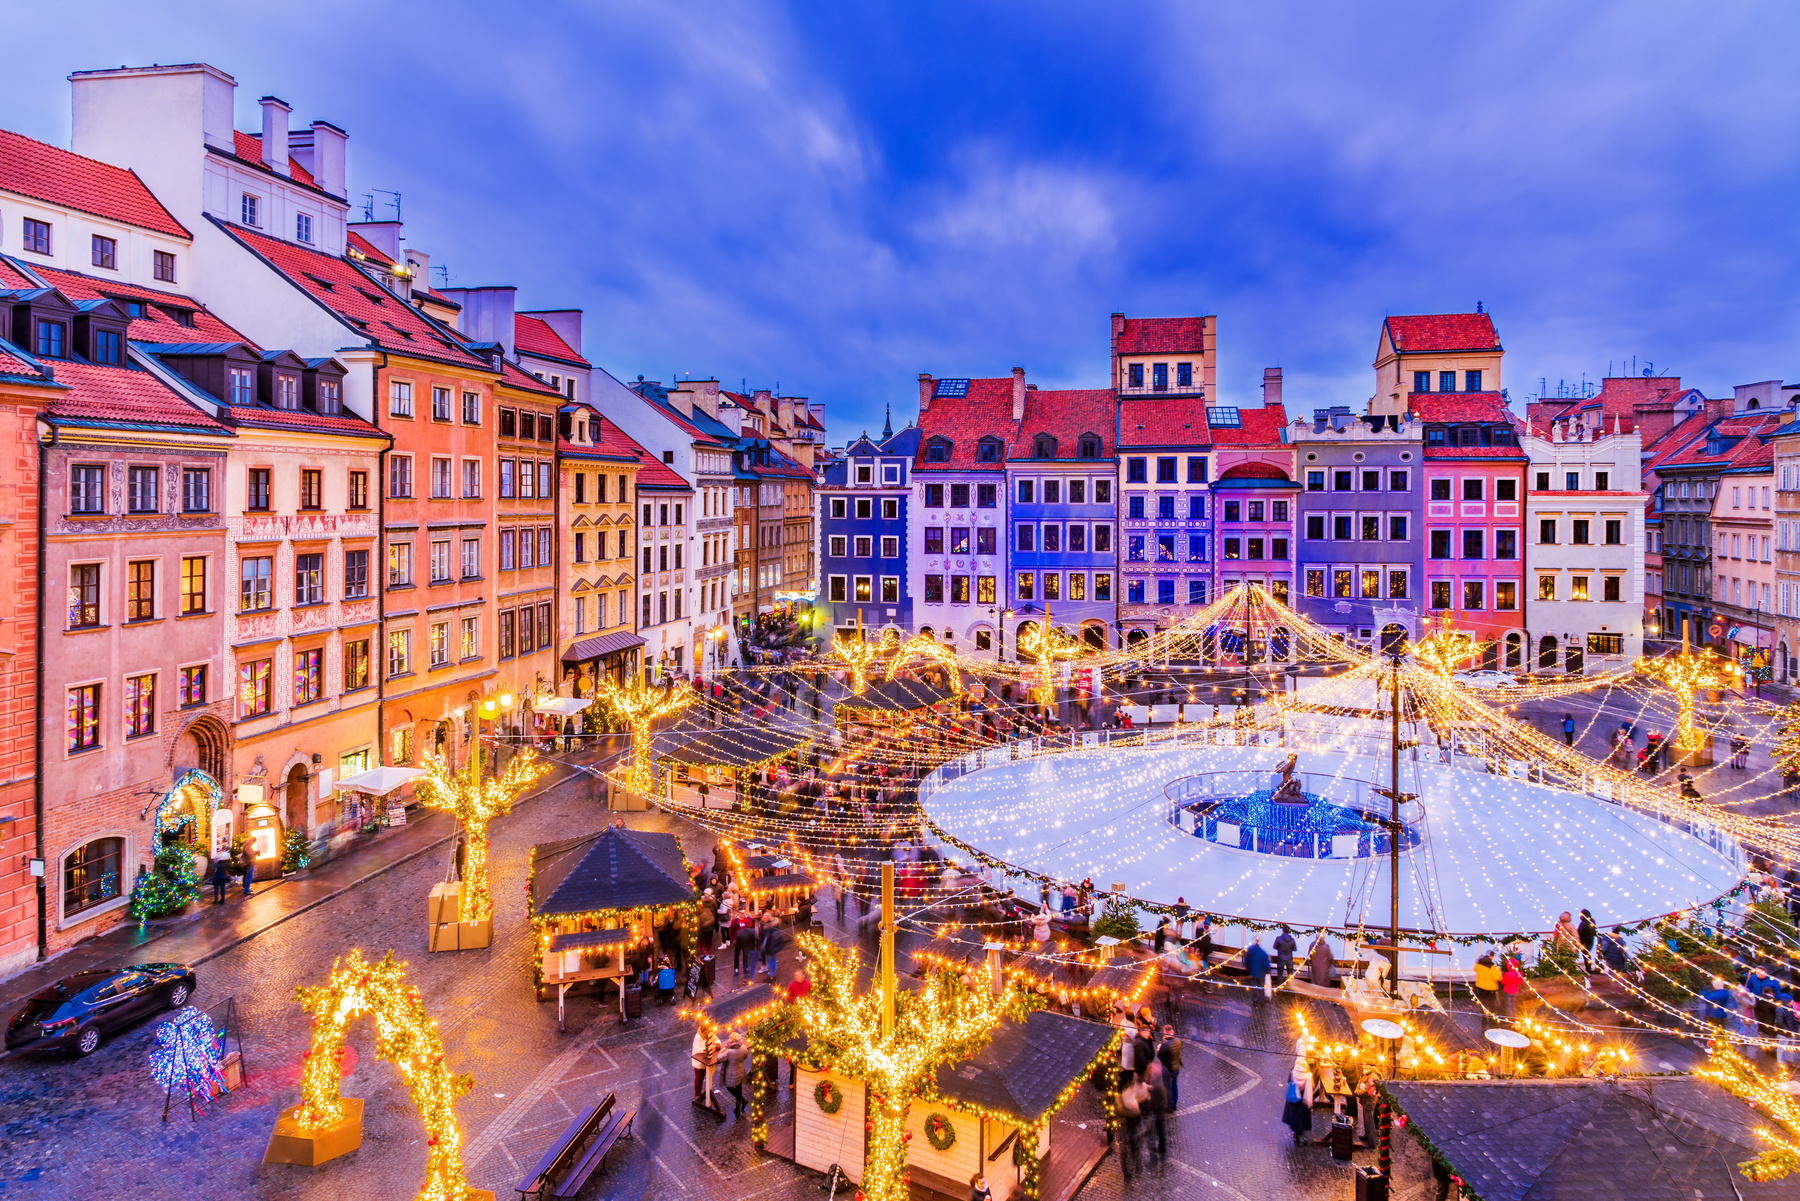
left=0, top=757, right=1734, bottom=1201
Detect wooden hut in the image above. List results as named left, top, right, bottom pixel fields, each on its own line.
left=658, top=722, right=813, bottom=811
left=526, top=827, right=699, bottom=1025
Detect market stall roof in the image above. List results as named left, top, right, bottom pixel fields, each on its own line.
left=743, top=872, right=816, bottom=896
left=533, top=697, right=594, bottom=717
left=545, top=927, right=633, bottom=955
left=932, top=1009, right=1115, bottom=1125
left=656, top=722, right=811, bottom=767
left=836, top=678, right=954, bottom=715
left=531, top=827, right=697, bottom=917
left=334, top=766, right=425, bottom=795
left=688, top=983, right=780, bottom=1031
left=561, top=630, right=645, bottom=663
left=911, top=931, right=997, bottom=973
left=1382, top=1077, right=1789, bottom=1201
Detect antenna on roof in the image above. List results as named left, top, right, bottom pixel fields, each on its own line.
left=431, top=264, right=451, bottom=286
left=1476, top=301, right=1484, bottom=314
left=360, top=189, right=402, bottom=223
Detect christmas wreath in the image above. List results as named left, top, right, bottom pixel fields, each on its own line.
left=1013, top=1133, right=1034, bottom=1168
left=814, top=1079, right=843, bottom=1114
left=924, top=1111, right=956, bottom=1151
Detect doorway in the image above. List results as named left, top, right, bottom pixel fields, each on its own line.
left=244, top=803, right=284, bottom=879
left=284, top=764, right=309, bottom=830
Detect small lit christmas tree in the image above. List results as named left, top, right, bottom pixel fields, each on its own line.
left=150, top=1005, right=226, bottom=1111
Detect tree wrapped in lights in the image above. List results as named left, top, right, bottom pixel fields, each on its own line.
left=415, top=748, right=546, bottom=924
left=1773, top=701, right=1800, bottom=783
left=599, top=676, right=692, bottom=794
left=295, top=949, right=474, bottom=1201
left=150, top=1005, right=226, bottom=1110
left=784, top=933, right=1033, bottom=1201
left=1018, top=619, right=1079, bottom=704
left=885, top=632, right=961, bottom=691
left=831, top=630, right=886, bottom=696
left=1695, top=1038, right=1800, bottom=1182
left=1406, top=612, right=1487, bottom=679
left=1634, top=644, right=1738, bottom=754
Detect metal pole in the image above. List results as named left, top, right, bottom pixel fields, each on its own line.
left=1389, top=650, right=1402, bottom=999
left=880, top=861, right=896, bottom=1040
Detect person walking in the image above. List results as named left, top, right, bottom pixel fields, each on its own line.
left=1576, top=909, right=1598, bottom=973
left=655, top=956, right=677, bottom=1005
left=1472, top=951, right=1501, bottom=1027
left=210, top=857, right=230, bottom=904
left=691, top=1028, right=721, bottom=1110
left=1117, top=1075, right=1145, bottom=1177
left=731, top=911, right=757, bottom=983
left=1281, top=1066, right=1314, bottom=1145
left=720, top=1033, right=750, bottom=1114
left=1144, top=1059, right=1170, bottom=1161
left=1500, top=956, right=1523, bottom=1018
left=241, top=854, right=255, bottom=897
left=1158, top=1025, right=1183, bottom=1111
left=1562, top=713, right=1576, bottom=745
left=453, top=831, right=466, bottom=881
left=1245, top=936, right=1271, bottom=1001
left=1307, top=933, right=1335, bottom=987
left=759, top=913, right=785, bottom=980
left=1273, top=927, right=1297, bottom=980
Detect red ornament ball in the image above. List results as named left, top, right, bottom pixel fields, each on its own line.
left=903, top=1131, right=912, bottom=1141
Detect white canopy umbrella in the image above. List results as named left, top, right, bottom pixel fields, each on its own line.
left=532, top=697, right=593, bottom=717
left=334, top=766, right=425, bottom=796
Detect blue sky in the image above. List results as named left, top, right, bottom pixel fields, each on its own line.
left=7, top=2, right=1797, bottom=437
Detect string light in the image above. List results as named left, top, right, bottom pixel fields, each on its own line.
left=293, top=949, right=474, bottom=1201
left=1694, top=1038, right=1800, bottom=1182
left=414, top=749, right=547, bottom=923
left=599, top=676, right=694, bottom=793
left=1405, top=611, right=1488, bottom=680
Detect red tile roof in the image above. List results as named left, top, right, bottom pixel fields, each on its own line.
left=24, top=261, right=249, bottom=344
left=1526, top=377, right=1684, bottom=433
left=499, top=357, right=566, bottom=398
left=1653, top=415, right=1784, bottom=472
left=0, top=130, right=190, bottom=238
left=1207, top=403, right=1289, bottom=445
left=1407, top=392, right=1513, bottom=424
left=1007, top=387, right=1116, bottom=459
left=229, top=130, right=318, bottom=189
left=1118, top=395, right=1212, bottom=447
left=220, top=222, right=490, bottom=369
left=0, top=345, right=51, bottom=382
left=559, top=411, right=651, bottom=463
left=345, top=230, right=395, bottom=267
left=914, top=377, right=1017, bottom=472
left=45, top=359, right=227, bottom=432
left=1115, top=317, right=1206, bottom=356
left=1384, top=312, right=1500, bottom=354
left=514, top=314, right=587, bottom=366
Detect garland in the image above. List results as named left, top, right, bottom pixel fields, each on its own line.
left=815, top=1078, right=844, bottom=1114
left=923, top=1111, right=955, bottom=1151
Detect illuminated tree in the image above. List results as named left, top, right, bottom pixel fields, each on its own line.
left=885, top=632, right=961, bottom=690
left=784, top=934, right=1030, bottom=1201
left=1634, top=645, right=1738, bottom=754
left=1773, top=702, right=1800, bottom=780
left=294, top=949, right=475, bottom=1201
left=831, top=631, right=886, bottom=696
left=600, top=677, right=692, bottom=794
left=1018, top=618, right=1079, bottom=704
left=415, top=749, right=547, bottom=923
left=1695, top=1037, right=1800, bottom=1182
left=1406, top=612, right=1488, bottom=679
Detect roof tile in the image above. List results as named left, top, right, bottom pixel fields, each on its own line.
left=44, top=358, right=227, bottom=432
left=1007, top=387, right=1116, bottom=459
left=514, top=314, right=588, bottom=367
left=1115, top=316, right=1206, bottom=356
left=0, top=130, right=189, bottom=238
left=229, top=130, right=317, bottom=189
left=1385, top=312, right=1500, bottom=354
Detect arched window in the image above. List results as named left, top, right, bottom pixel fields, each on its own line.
left=1032, top=433, right=1057, bottom=459
left=924, top=438, right=951, bottom=463
left=63, top=837, right=124, bottom=917
left=1078, top=434, right=1101, bottom=459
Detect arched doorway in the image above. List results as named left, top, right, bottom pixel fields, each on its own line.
left=284, top=764, right=309, bottom=830
left=1379, top=623, right=1406, bottom=655
left=1564, top=642, right=1584, bottom=675
left=1538, top=636, right=1557, bottom=671
left=1505, top=632, right=1522, bottom=669
left=170, top=715, right=230, bottom=785
left=1082, top=624, right=1108, bottom=652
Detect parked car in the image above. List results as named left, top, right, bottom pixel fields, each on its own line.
left=5, top=963, right=196, bottom=1057
left=1453, top=670, right=1517, bottom=690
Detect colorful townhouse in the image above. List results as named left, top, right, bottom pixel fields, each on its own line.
left=1006, top=377, right=1119, bottom=653
left=1292, top=405, right=1424, bottom=652
left=1520, top=418, right=1645, bottom=673
left=1771, top=423, right=1800, bottom=682
left=1709, top=382, right=1787, bottom=674
left=1112, top=315, right=1214, bottom=644
left=819, top=421, right=921, bottom=641
left=1205, top=384, right=1295, bottom=609
left=724, top=389, right=821, bottom=636
left=910, top=375, right=1010, bottom=656
left=556, top=404, right=643, bottom=692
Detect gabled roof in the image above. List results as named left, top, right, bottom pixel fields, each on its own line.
left=0, top=129, right=190, bottom=239
left=1207, top=403, right=1289, bottom=445
left=1118, top=394, right=1212, bottom=448
left=345, top=230, right=395, bottom=267
left=1384, top=312, right=1500, bottom=354
left=915, top=377, right=1016, bottom=472
left=1007, top=387, right=1116, bottom=460
left=932, top=1009, right=1114, bottom=1125
left=0, top=340, right=53, bottom=385
left=529, top=827, right=696, bottom=917
left=16, top=259, right=248, bottom=344
left=1652, top=413, right=1785, bottom=473
left=558, top=407, right=657, bottom=465
left=1407, top=392, right=1512, bottom=424
left=1115, top=316, right=1206, bottom=356
left=497, top=357, right=565, bottom=398
left=43, top=357, right=229, bottom=433
left=514, top=314, right=588, bottom=367
left=217, top=221, right=491, bottom=370
left=226, top=130, right=320, bottom=191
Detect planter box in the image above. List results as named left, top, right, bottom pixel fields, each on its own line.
left=427, top=881, right=462, bottom=927
left=428, top=921, right=459, bottom=953
left=264, top=1096, right=363, bottom=1166
left=219, top=1049, right=242, bottom=1094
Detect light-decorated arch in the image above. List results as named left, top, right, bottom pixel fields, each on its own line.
left=295, top=949, right=473, bottom=1201
left=149, top=768, right=227, bottom=856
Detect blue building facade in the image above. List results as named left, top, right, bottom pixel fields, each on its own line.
left=819, top=424, right=920, bottom=639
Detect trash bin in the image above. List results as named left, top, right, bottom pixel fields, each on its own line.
left=624, top=981, right=643, bottom=1019
left=1331, top=1113, right=1356, bottom=1161
left=1354, top=1165, right=1388, bottom=1201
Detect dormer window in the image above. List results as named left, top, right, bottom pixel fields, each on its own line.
left=1459, top=427, right=1479, bottom=446
left=35, top=319, right=65, bottom=359
left=976, top=437, right=1003, bottom=463
left=1032, top=433, right=1057, bottom=459
left=925, top=437, right=951, bottom=463
left=316, top=380, right=341, bottom=415
left=228, top=367, right=254, bottom=406
left=1078, top=434, right=1101, bottom=459
left=1491, top=427, right=1513, bottom=445
left=241, top=194, right=260, bottom=227
left=157, top=305, right=195, bottom=328
left=123, top=301, right=146, bottom=319
left=856, top=461, right=872, bottom=484
left=274, top=374, right=300, bottom=410
left=296, top=213, right=313, bottom=244
left=1427, top=428, right=1446, bottom=446
left=92, top=328, right=120, bottom=366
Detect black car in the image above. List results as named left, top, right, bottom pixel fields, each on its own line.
left=5, top=963, right=196, bottom=1057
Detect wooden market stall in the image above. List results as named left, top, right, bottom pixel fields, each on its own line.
left=659, top=722, right=814, bottom=812
left=527, top=827, right=699, bottom=1028
left=832, top=678, right=956, bottom=727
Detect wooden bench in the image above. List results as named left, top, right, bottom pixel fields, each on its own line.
left=516, top=1091, right=635, bottom=1199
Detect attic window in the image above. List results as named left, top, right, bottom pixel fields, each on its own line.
left=382, top=321, right=414, bottom=340
left=342, top=314, right=368, bottom=330
left=356, top=288, right=387, bottom=307
left=122, top=300, right=147, bottom=319
left=1427, top=428, right=1446, bottom=446
left=157, top=306, right=195, bottom=328
left=1078, top=434, right=1101, bottom=459
left=1032, top=433, right=1057, bottom=459
left=1205, top=407, right=1240, bottom=428
left=932, top=378, right=970, bottom=399
left=924, top=437, right=951, bottom=463
left=975, top=437, right=1003, bottom=463
left=303, top=272, right=337, bottom=292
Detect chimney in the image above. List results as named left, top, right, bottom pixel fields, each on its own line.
left=985, top=942, right=1005, bottom=998
left=1110, top=312, right=1126, bottom=391
left=1012, top=367, right=1026, bottom=421
left=684, top=378, right=720, bottom=419
left=437, top=286, right=517, bottom=357
left=304, top=120, right=347, bottom=198
left=259, top=95, right=291, bottom=175
left=348, top=220, right=402, bottom=261
left=668, top=388, right=696, bottom=420
left=919, top=373, right=934, bottom=415
left=1262, top=367, right=1283, bottom=408
left=522, top=310, right=583, bottom=357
